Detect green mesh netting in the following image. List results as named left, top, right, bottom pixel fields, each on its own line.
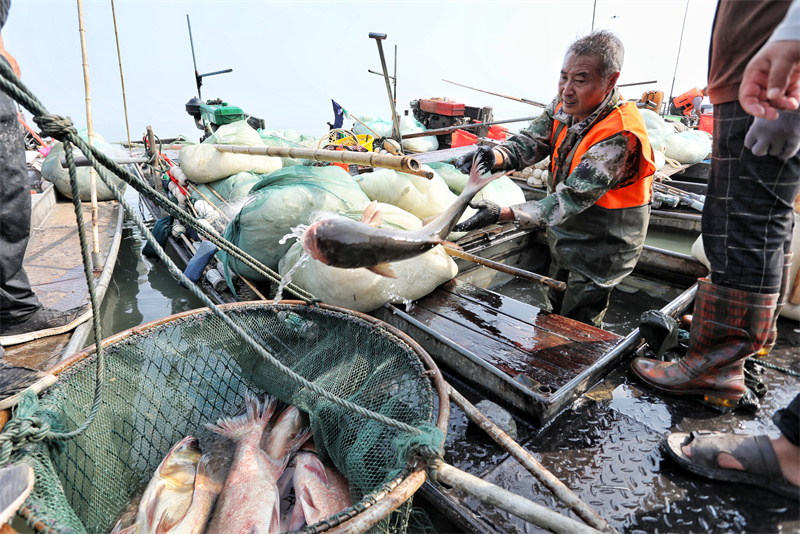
left=8, top=302, right=441, bottom=534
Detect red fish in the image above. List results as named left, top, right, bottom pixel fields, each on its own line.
left=204, top=392, right=280, bottom=534
left=300, top=158, right=507, bottom=277
left=288, top=448, right=352, bottom=530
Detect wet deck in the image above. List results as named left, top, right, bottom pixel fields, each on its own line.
left=2, top=193, right=122, bottom=368
left=375, top=279, right=626, bottom=426
left=422, top=316, right=800, bottom=533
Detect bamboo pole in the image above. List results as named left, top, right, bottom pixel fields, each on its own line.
left=109, top=0, right=132, bottom=155
left=436, top=463, right=603, bottom=534
left=448, top=386, right=617, bottom=533
left=444, top=246, right=566, bottom=291
left=76, top=0, right=102, bottom=270
left=211, top=144, right=433, bottom=179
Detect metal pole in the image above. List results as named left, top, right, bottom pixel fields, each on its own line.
left=187, top=14, right=201, bottom=100
left=76, top=0, right=102, bottom=271
left=369, top=33, right=402, bottom=144
left=393, top=44, right=398, bottom=104
left=109, top=0, right=132, bottom=155
left=668, top=0, right=691, bottom=115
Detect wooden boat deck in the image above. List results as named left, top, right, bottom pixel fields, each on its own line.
left=374, top=279, right=642, bottom=426
left=3, top=187, right=123, bottom=370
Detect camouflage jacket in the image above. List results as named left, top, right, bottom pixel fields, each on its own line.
left=495, top=88, right=643, bottom=229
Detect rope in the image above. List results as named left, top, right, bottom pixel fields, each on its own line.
left=747, top=357, right=800, bottom=379
left=0, top=58, right=433, bottom=464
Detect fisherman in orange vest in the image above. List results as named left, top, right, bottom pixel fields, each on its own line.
left=670, top=86, right=708, bottom=117
left=453, top=30, right=656, bottom=327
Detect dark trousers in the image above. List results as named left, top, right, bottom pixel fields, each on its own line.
left=547, top=263, right=613, bottom=328
left=0, top=87, right=40, bottom=324
left=774, top=394, right=800, bottom=448
left=702, top=101, right=800, bottom=294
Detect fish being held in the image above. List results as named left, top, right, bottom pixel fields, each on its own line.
left=123, top=436, right=202, bottom=534
left=300, top=157, right=507, bottom=278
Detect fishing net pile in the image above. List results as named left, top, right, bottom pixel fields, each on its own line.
left=6, top=302, right=441, bottom=533
left=177, top=120, right=524, bottom=312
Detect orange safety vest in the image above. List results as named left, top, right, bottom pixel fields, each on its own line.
left=550, top=101, right=656, bottom=209
left=673, top=87, right=704, bottom=114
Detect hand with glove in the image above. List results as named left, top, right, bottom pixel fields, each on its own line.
left=453, top=145, right=497, bottom=175
left=453, top=200, right=503, bottom=233
left=745, top=110, right=800, bottom=160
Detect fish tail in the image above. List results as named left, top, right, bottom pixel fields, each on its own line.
left=205, top=391, right=278, bottom=442
left=464, top=158, right=508, bottom=197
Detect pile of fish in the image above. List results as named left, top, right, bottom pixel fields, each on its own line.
left=112, top=391, right=352, bottom=534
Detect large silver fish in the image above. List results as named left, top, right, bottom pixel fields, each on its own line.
left=153, top=454, right=223, bottom=534
left=300, top=158, right=507, bottom=277
left=126, top=436, right=202, bottom=534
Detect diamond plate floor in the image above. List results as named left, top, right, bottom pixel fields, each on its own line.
left=430, top=317, right=800, bottom=533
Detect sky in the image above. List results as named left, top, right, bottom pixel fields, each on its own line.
left=6, top=0, right=718, bottom=145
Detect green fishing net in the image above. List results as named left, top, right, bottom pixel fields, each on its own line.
left=7, top=302, right=442, bottom=534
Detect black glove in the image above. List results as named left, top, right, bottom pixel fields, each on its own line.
left=452, top=145, right=496, bottom=175
left=453, top=200, right=502, bottom=232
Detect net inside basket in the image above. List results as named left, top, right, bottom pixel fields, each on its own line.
left=12, top=302, right=439, bottom=534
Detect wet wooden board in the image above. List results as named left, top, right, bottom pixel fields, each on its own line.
left=374, top=279, right=622, bottom=425
left=3, top=198, right=122, bottom=369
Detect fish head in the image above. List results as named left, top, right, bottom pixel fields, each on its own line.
left=300, top=221, right=325, bottom=262
left=157, top=435, right=202, bottom=485
left=265, top=406, right=311, bottom=460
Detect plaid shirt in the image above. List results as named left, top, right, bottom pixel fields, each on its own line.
left=496, top=88, right=642, bottom=229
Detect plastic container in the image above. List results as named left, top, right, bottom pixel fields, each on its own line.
left=487, top=125, right=507, bottom=141
left=333, top=134, right=374, bottom=152
left=331, top=134, right=374, bottom=170
left=698, top=113, right=713, bottom=134
left=451, top=129, right=478, bottom=147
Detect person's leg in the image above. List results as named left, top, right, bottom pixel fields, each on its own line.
left=632, top=101, right=799, bottom=407
left=552, top=270, right=613, bottom=328
left=0, top=87, right=41, bottom=326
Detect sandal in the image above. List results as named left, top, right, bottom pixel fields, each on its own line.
left=664, top=430, right=800, bottom=500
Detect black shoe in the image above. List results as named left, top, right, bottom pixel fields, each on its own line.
left=0, top=464, right=35, bottom=523
left=0, top=305, right=92, bottom=346
left=0, top=362, right=57, bottom=410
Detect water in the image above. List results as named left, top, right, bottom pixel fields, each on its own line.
left=85, top=189, right=206, bottom=345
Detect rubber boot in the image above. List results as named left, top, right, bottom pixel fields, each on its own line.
left=758, top=252, right=793, bottom=358
left=631, top=278, right=778, bottom=408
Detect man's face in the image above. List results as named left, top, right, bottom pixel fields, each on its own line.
left=558, top=52, right=619, bottom=123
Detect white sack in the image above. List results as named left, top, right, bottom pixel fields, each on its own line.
left=179, top=120, right=281, bottom=183
left=664, top=130, right=712, bottom=165
left=355, top=166, right=456, bottom=220
left=278, top=204, right=457, bottom=313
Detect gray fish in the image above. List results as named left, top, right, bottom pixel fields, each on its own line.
left=300, top=158, right=506, bottom=277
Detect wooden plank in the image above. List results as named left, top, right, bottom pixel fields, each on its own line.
left=440, top=281, right=619, bottom=343
left=24, top=200, right=118, bottom=311
left=407, top=280, right=620, bottom=389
